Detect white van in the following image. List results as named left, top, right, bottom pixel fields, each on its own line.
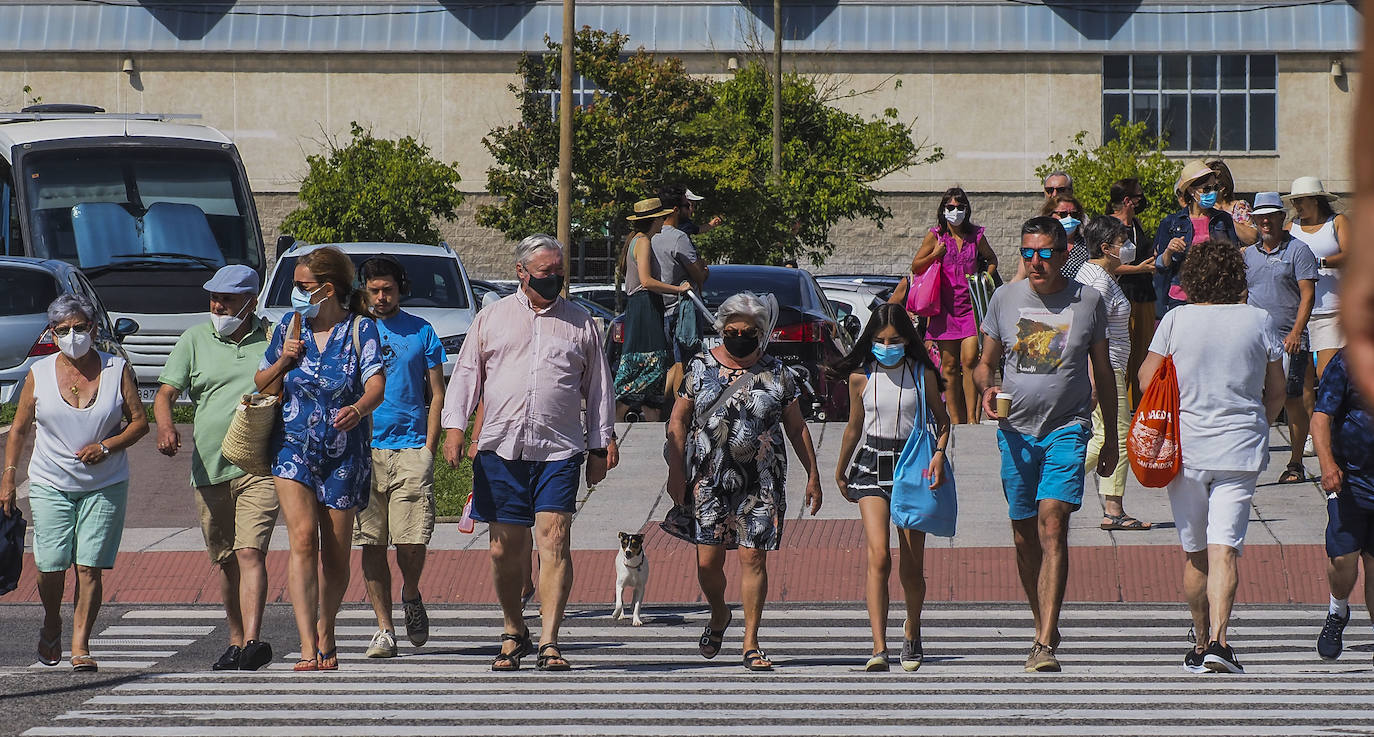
left=1, top=104, right=266, bottom=393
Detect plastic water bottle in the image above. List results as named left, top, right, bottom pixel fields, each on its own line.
left=456, top=495, right=475, bottom=534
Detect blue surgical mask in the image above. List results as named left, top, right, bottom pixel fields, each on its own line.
left=1058, top=216, right=1081, bottom=235
left=872, top=343, right=906, bottom=367
left=1198, top=191, right=1218, bottom=209
left=291, top=285, right=322, bottom=319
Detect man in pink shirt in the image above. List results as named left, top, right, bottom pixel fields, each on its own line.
left=442, top=234, right=616, bottom=672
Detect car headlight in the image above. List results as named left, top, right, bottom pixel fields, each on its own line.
left=440, top=334, right=465, bottom=355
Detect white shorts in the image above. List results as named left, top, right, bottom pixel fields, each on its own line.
left=1166, top=468, right=1259, bottom=553
left=1308, top=313, right=1345, bottom=353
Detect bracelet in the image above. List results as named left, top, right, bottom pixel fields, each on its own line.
left=349, top=404, right=364, bottom=417
left=2, top=465, right=16, bottom=474
left=934, top=447, right=947, bottom=455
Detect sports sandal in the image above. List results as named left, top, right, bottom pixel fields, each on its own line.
left=742, top=648, right=773, bottom=671
left=1100, top=514, right=1152, bottom=531
left=492, top=629, right=532, bottom=672
left=536, top=643, right=571, bottom=671
left=698, top=611, right=732, bottom=659
left=1278, top=463, right=1307, bottom=484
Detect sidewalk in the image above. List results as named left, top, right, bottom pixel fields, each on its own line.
left=1, top=421, right=1353, bottom=605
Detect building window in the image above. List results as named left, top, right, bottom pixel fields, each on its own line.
left=1103, top=54, right=1276, bottom=153
left=540, top=73, right=601, bottom=117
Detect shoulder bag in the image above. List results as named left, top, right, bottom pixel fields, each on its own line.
left=890, top=364, right=957, bottom=536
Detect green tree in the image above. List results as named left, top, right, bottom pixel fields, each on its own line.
left=1036, top=116, right=1183, bottom=233
left=282, top=122, right=463, bottom=244
left=477, top=28, right=711, bottom=248
left=682, top=62, right=940, bottom=266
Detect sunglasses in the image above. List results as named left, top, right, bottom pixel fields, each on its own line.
left=1045, top=186, right=1070, bottom=194
left=1192, top=184, right=1218, bottom=193
left=292, top=280, right=321, bottom=292
left=1052, top=211, right=1082, bottom=219
left=942, top=205, right=966, bottom=211
left=52, top=323, right=92, bottom=337
left=722, top=328, right=760, bottom=339
left=1020, top=247, right=1064, bottom=261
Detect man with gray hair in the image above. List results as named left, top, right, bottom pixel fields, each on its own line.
left=1043, top=171, right=1073, bottom=198
left=442, top=234, right=617, bottom=672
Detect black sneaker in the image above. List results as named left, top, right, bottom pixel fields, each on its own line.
left=1317, top=610, right=1349, bottom=661
left=240, top=640, right=273, bottom=671
left=403, top=596, right=430, bottom=647
left=212, top=644, right=242, bottom=671
left=1182, top=646, right=1207, bottom=674
left=1202, top=641, right=1244, bottom=674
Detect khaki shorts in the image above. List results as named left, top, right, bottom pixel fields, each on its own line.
left=195, top=474, right=279, bottom=564
left=353, top=447, right=436, bottom=547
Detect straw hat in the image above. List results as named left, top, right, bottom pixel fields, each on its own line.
left=1281, top=176, right=1338, bottom=203
left=626, top=198, right=675, bottom=221
left=1174, top=160, right=1215, bottom=195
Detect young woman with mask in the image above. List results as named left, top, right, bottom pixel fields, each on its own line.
left=616, top=198, right=688, bottom=420
left=1, top=294, right=148, bottom=672
left=1107, top=178, right=1160, bottom=408
left=832, top=303, right=949, bottom=672
left=255, top=246, right=386, bottom=672
left=1152, top=160, right=1240, bottom=316
left=1285, top=177, right=1351, bottom=379
left=907, top=187, right=998, bottom=424
left=1207, top=159, right=1259, bottom=246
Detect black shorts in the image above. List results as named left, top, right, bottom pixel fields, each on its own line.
left=1285, top=350, right=1312, bottom=399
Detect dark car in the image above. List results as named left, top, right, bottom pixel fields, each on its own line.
left=609, top=265, right=858, bottom=421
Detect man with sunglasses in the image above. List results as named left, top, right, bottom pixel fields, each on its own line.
left=1152, top=160, right=1240, bottom=316
left=975, top=216, right=1118, bottom=673
left=1043, top=171, right=1073, bottom=199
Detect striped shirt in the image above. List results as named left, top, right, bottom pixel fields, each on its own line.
left=1075, top=261, right=1131, bottom=371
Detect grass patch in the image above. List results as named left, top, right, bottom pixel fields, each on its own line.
left=0, top=404, right=14, bottom=425
left=3, top=403, right=193, bottom=425
left=433, top=429, right=473, bottom=518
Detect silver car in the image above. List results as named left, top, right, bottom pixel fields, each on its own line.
left=0, top=256, right=138, bottom=404
left=257, top=242, right=478, bottom=376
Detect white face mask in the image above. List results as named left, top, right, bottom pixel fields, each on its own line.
left=55, top=328, right=93, bottom=359
left=944, top=208, right=967, bottom=227
left=1117, top=240, right=1136, bottom=264
left=209, top=300, right=252, bottom=338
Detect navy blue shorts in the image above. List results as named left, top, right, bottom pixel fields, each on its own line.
left=1326, top=493, right=1374, bottom=558
left=471, top=451, right=583, bottom=527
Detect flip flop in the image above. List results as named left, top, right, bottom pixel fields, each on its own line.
left=316, top=648, right=338, bottom=671
left=70, top=654, right=98, bottom=672
left=37, top=631, right=62, bottom=667
left=293, top=658, right=319, bottom=672
left=698, top=611, right=732, bottom=660
left=1101, top=514, right=1152, bottom=531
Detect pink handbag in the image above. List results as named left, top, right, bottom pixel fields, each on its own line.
left=905, top=260, right=942, bottom=317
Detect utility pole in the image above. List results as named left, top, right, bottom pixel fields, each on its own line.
left=557, top=0, right=575, bottom=294
left=771, top=0, right=782, bottom=178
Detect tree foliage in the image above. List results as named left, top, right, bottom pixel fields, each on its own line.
left=1036, top=117, right=1183, bottom=233
left=282, top=122, right=464, bottom=245
left=479, top=28, right=941, bottom=268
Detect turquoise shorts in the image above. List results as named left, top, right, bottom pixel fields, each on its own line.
left=996, top=425, right=1091, bottom=521
left=29, top=481, right=128, bottom=572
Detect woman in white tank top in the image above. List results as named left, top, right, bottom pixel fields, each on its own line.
left=0, top=294, right=148, bottom=672
left=1285, top=177, right=1350, bottom=374
left=833, top=304, right=951, bottom=673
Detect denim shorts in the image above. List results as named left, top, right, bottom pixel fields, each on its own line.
left=29, top=481, right=128, bottom=572
left=996, top=425, right=1091, bottom=521
left=1326, top=493, right=1374, bottom=558
left=471, top=451, right=583, bottom=527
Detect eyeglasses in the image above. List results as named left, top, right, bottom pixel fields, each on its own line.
left=722, top=328, right=760, bottom=339
left=1044, top=186, right=1070, bottom=194
left=1192, top=184, right=1218, bottom=194
left=1020, top=247, right=1064, bottom=260
left=52, top=323, right=92, bottom=337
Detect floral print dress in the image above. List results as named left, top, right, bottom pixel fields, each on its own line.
left=261, top=314, right=384, bottom=510
left=679, top=350, right=800, bottom=551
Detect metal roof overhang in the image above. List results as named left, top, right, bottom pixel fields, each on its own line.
left=0, top=1, right=1360, bottom=55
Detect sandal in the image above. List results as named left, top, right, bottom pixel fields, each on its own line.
left=536, top=642, right=571, bottom=671
left=70, top=654, right=98, bottom=672
left=742, top=648, right=773, bottom=672
left=1100, top=513, right=1152, bottom=531
left=37, top=628, right=62, bottom=667
left=1278, top=463, right=1307, bottom=484
left=492, top=629, right=532, bottom=672
left=293, top=658, right=319, bottom=672
left=698, top=611, right=732, bottom=660
left=316, top=648, right=338, bottom=671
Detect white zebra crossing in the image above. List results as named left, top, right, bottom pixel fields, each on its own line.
left=27, top=608, right=221, bottom=670
left=21, top=603, right=1374, bottom=737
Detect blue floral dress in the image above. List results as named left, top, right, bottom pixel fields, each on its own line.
left=261, top=314, right=384, bottom=510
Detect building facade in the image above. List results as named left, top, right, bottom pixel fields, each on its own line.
left=1, top=0, right=1360, bottom=278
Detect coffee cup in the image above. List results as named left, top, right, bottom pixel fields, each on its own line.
left=996, top=392, right=1013, bottom=418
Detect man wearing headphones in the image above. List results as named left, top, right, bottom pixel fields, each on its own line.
left=354, top=255, right=447, bottom=658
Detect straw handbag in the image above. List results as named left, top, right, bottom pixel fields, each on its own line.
left=221, top=392, right=282, bottom=476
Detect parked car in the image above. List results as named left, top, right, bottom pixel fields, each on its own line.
left=1, top=256, right=139, bottom=405
left=257, top=242, right=477, bottom=376
left=609, top=265, right=857, bottom=421
left=471, top=278, right=517, bottom=311
left=569, top=283, right=622, bottom=315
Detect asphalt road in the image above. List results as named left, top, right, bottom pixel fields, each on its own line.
left=2, top=601, right=1373, bottom=736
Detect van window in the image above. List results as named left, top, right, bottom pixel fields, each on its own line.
left=1, top=160, right=22, bottom=256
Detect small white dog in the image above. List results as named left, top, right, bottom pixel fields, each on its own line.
left=611, top=532, right=649, bottom=626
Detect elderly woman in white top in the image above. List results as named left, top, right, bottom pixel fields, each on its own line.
left=0, top=294, right=148, bottom=672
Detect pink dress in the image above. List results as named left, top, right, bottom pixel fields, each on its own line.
left=925, top=225, right=981, bottom=341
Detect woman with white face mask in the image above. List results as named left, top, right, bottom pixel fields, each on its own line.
left=904, top=187, right=1000, bottom=424
left=1, top=294, right=149, bottom=673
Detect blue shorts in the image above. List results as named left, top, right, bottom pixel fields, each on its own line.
left=996, top=425, right=1091, bottom=521
left=471, top=451, right=583, bottom=527
left=1326, top=493, right=1374, bottom=558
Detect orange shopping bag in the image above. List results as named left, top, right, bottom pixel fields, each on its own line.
left=1127, top=356, right=1182, bottom=487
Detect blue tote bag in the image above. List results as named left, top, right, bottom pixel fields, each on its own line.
left=890, top=365, right=957, bottom=537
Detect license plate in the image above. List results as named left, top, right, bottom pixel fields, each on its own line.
left=138, top=385, right=189, bottom=404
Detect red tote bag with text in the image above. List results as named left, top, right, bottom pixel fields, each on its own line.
left=1127, top=356, right=1182, bottom=487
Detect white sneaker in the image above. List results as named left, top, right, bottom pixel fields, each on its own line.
left=1304, top=435, right=1315, bottom=457
left=366, top=629, right=397, bottom=658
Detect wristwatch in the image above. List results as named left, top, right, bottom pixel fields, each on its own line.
left=1317, top=257, right=1328, bottom=269
left=98, top=442, right=110, bottom=457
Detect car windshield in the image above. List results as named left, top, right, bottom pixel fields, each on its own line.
left=267, top=253, right=470, bottom=310
left=700, top=269, right=803, bottom=309
left=0, top=266, right=59, bottom=316
left=21, top=147, right=262, bottom=271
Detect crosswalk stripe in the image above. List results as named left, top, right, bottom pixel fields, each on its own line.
left=26, top=610, right=222, bottom=670
left=22, top=725, right=1374, bottom=737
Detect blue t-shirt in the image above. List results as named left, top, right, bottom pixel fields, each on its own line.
left=1313, top=351, right=1374, bottom=507
left=372, top=310, right=446, bottom=449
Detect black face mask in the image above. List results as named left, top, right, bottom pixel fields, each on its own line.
left=722, top=334, right=760, bottom=359
left=526, top=272, right=564, bottom=301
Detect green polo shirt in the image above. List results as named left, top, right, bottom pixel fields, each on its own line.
left=158, top=318, right=270, bottom=488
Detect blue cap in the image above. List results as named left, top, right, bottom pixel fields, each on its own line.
left=202, top=265, right=260, bottom=295
left=1251, top=191, right=1284, bottom=216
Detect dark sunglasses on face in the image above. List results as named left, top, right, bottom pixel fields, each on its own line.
left=1052, top=211, right=1082, bottom=220
left=1192, top=184, right=1218, bottom=193
left=942, top=205, right=965, bottom=212
left=1045, top=186, right=1069, bottom=194
left=1020, top=247, right=1063, bottom=260
left=52, top=323, right=92, bottom=337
